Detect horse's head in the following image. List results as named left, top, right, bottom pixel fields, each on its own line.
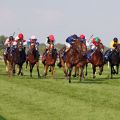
left=17, top=41, right=23, bottom=51
left=72, top=40, right=82, bottom=53
left=96, top=43, right=104, bottom=52
left=30, top=43, right=35, bottom=49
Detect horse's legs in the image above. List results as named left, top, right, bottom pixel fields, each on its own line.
left=85, top=64, right=88, bottom=76
left=99, top=66, right=103, bottom=75
left=36, top=62, right=40, bottom=78
left=72, top=66, right=78, bottom=77
left=30, top=63, right=34, bottom=77
left=92, top=65, right=96, bottom=78
left=13, top=64, right=16, bottom=74
left=116, top=64, right=119, bottom=74
left=49, top=66, right=52, bottom=72
left=4, top=56, right=8, bottom=72
left=8, top=62, right=13, bottom=76
left=26, top=60, right=28, bottom=70
left=80, top=66, right=84, bottom=81
left=51, top=65, right=55, bottom=76
left=68, top=67, right=72, bottom=83
left=44, top=65, right=48, bottom=76
left=111, top=65, right=113, bottom=79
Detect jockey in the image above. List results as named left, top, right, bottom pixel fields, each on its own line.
left=110, top=37, right=119, bottom=49
left=29, top=35, right=39, bottom=50
left=44, top=34, right=55, bottom=56
left=28, top=35, right=40, bottom=60
left=65, top=34, right=78, bottom=52
left=15, top=33, right=27, bottom=48
left=79, top=34, right=89, bottom=47
left=87, top=37, right=102, bottom=59
left=104, top=37, right=119, bottom=61
left=62, top=34, right=78, bottom=61
left=4, top=36, right=15, bottom=55
left=90, top=37, right=102, bottom=50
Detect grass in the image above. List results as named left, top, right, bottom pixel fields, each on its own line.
left=0, top=61, right=120, bottom=120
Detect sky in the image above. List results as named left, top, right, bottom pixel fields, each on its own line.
left=0, top=0, right=120, bottom=46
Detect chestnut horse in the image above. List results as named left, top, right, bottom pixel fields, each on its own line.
left=42, top=44, right=58, bottom=76
left=58, top=40, right=87, bottom=83
left=87, top=43, right=104, bottom=78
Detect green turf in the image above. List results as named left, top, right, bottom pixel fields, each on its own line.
left=0, top=61, right=120, bottom=120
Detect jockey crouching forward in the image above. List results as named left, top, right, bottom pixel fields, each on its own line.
left=27, top=35, right=40, bottom=60
left=4, top=36, right=15, bottom=55
left=62, top=34, right=78, bottom=61
left=87, top=37, right=103, bottom=59
left=104, top=37, right=119, bottom=61
left=15, top=33, right=26, bottom=57
left=43, top=34, right=55, bottom=56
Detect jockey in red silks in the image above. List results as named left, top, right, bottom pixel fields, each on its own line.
left=90, top=37, right=102, bottom=50
left=87, top=37, right=102, bottom=59
left=4, top=36, right=15, bottom=55
left=44, top=34, right=55, bottom=55
left=15, top=33, right=27, bottom=47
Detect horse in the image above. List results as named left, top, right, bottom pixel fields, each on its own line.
left=3, top=46, right=15, bottom=76
left=58, top=40, right=87, bottom=83
left=87, top=43, right=104, bottom=78
left=26, top=43, right=40, bottom=78
left=104, top=44, right=120, bottom=78
left=13, top=41, right=26, bottom=75
left=42, top=44, right=58, bottom=77
left=3, top=41, right=26, bottom=76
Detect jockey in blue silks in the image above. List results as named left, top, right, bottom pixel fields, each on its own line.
left=62, top=34, right=79, bottom=61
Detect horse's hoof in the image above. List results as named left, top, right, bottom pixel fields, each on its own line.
left=72, top=74, right=76, bottom=77
left=21, top=73, right=24, bottom=76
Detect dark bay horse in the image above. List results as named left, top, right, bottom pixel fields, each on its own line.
left=104, top=44, right=120, bottom=78
left=26, top=44, right=40, bottom=78
left=87, top=43, right=104, bottom=78
left=3, top=41, right=26, bottom=76
left=60, top=40, right=87, bottom=83
left=42, top=44, right=58, bottom=76
left=13, top=41, right=26, bottom=75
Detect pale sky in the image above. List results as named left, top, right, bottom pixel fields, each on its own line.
left=0, top=0, right=120, bottom=46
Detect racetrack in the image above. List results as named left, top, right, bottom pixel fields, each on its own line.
left=0, top=61, right=120, bottom=120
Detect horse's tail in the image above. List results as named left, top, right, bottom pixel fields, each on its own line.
left=57, top=61, right=62, bottom=68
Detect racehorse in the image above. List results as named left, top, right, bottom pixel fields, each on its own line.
left=104, top=44, right=120, bottom=78
left=13, top=41, right=26, bottom=75
left=3, top=41, right=26, bottom=76
left=42, top=44, right=58, bottom=77
left=3, top=47, right=15, bottom=76
left=58, top=40, right=87, bottom=83
left=58, top=40, right=88, bottom=80
left=26, top=44, right=40, bottom=78
left=87, top=43, right=104, bottom=78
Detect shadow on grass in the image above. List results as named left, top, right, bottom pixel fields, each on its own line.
left=0, top=115, right=7, bottom=120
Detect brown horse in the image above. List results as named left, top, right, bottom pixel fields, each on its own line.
left=26, top=44, right=40, bottom=78
left=3, top=41, right=26, bottom=76
left=58, top=40, right=87, bottom=83
left=87, top=43, right=104, bottom=78
left=42, top=44, right=58, bottom=76
left=3, top=47, right=15, bottom=76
